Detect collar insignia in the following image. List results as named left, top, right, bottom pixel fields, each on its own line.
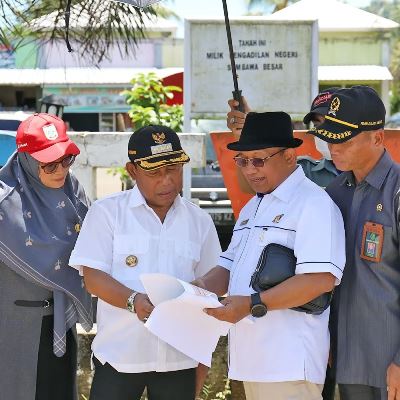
left=152, top=132, right=166, bottom=145
left=272, top=214, right=284, bottom=223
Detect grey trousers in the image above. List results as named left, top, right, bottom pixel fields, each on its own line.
left=339, top=384, right=387, bottom=400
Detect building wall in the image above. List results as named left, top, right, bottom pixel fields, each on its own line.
left=161, top=39, right=184, bottom=67
left=39, top=40, right=156, bottom=68
left=319, top=31, right=390, bottom=66
left=15, top=40, right=38, bottom=68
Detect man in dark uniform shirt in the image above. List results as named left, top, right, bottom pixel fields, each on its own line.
left=298, top=87, right=341, bottom=188
left=308, top=85, right=400, bottom=400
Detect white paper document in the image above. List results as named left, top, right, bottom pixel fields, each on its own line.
left=140, top=273, right=232, bottom=367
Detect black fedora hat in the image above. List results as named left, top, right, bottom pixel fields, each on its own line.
left=227, top=111, right=302, bottom=151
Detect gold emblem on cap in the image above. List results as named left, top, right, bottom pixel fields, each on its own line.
left=74, top=223, right=81, bottom=233
left=152, top=132, right=166, bottom=145
left=125, top=255, right=138, bottom=267
left=328, top=97, right=341, bottom=116
left=128, top=149, right=137, bottom=155
left=376, top=203, right=383, bottom=212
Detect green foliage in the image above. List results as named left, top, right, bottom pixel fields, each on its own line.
left=110, top=72, right=183, bottom=186
left=364, top=1, right=400, bottom=113
left=0, top=0, right=159, bottom=65
left=246, top=0, right=299, bottom=13
left=121, top=72, right=184, bottom=131
left=364, top=0, right=400, bottom=20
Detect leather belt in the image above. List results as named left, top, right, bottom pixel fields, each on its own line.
left=14, top=299, right=54, bottom=308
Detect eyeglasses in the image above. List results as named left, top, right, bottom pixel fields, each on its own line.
left=233, top=148, right=286, bottom=168
left=40, top=155, right=76, bottom=174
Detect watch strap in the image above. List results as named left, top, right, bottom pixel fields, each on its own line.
left=126, top=291, right=139, bottom=313
left=251, top=292, right=262, bottom=308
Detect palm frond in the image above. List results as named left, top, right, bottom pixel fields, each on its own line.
left=0, top=0, right=169, bottom=65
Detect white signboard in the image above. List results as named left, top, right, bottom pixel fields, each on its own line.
left=184, top=18, right=318, bottom=127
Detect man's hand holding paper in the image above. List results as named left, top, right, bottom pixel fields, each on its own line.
left=205, top=295, right=251, bottom=324
left=140, top=273, right=232, bottom=367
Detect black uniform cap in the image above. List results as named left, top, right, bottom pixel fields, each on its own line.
left=308, top=86, right=385, bottom=144
left=128, top=125, right=190, bottom=170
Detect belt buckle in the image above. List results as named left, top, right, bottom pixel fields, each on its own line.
left=43, top=300, right=51, bottom=308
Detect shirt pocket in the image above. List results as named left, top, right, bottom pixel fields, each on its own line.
left=112, top=234, right=150, bottom=282
left=230, top=230, right=243, bottom=250
left=257, top=226, right=290, bottom=249
left=172, top=240, right=201, bottom=282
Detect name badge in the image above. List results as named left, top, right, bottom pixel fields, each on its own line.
left=360, top=221, right=384, bottom=263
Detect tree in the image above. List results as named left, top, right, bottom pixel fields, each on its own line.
left=364, top=0, right=400, bottom=19
left=110, top=72, right=183, bottom=188
left=246, top=0, right=299, bottom=13
left=0, top=0, right=173, bottom=65
left=364, top=1, right=400, bottom=113
left=122, top=72, right=183, bottom=132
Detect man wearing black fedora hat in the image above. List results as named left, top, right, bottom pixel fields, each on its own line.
left=193, top=112, right=346, bottom=400
left=227, top=89, right=341, bottom=188
left=227, top=91, right=341, bottom=400
left=69, top=125, right=221, bottom=400
left=308, top=85, right=400, bottom=400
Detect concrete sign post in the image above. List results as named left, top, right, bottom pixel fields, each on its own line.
left=184, top=18, right=318, bottom=130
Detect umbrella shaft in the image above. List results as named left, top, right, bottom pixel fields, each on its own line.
left=222, top=0, right=239, bottom=92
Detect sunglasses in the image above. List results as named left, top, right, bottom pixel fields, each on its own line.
left=40, top=155, right=76, bottom=174
left=233, top=148, right=286, bottom=168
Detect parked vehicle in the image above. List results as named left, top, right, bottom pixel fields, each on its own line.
left=0, top=112, right=32, bottom=167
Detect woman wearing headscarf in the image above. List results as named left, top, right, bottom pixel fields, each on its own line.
left=0, top=113, right=93, bottom=400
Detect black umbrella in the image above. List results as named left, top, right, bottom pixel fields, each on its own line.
left=222, top=0, right=245, bottom=112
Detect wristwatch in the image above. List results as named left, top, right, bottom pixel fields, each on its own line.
left=250, top=292, right=267, bottom=318
left=126, top=291, right=139, bottom=313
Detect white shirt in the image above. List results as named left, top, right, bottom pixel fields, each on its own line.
left=69, top=185, right=221, bottom=373
left=219, top=167, right=345, bottom=384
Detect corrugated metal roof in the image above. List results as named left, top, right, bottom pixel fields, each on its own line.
left=0, top=67, right=183, bottom=86
left=318, top=65, right=393, bottom=81
left=268, top=0, right=399, bottom=31
left=0, top=65, right=391, bottom=86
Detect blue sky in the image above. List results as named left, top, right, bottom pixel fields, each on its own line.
left=164, top=0, right=373, bottom=37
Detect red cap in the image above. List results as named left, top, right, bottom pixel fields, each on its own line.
left=16, top=113, right=80, bottom=163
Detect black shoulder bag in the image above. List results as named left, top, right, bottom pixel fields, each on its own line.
left=250, top=243, right=333, bottom=315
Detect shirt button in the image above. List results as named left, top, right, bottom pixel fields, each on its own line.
left=347, top=182, right=352, bottom=187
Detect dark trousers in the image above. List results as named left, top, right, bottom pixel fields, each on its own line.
left=35, top=315, right=77, bottom=400
left=339, top=384, right=387, bottom=400
left=322, top=365, right=336, bottom=400
left=90, top=357, right=196, bottom=400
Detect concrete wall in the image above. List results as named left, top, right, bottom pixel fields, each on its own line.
left=69, top=131, right=206, bottom=200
